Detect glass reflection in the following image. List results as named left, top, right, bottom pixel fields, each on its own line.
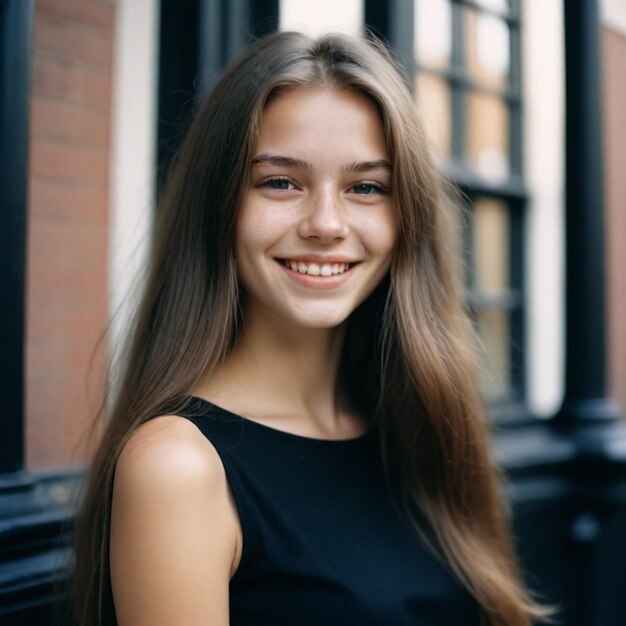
left=415, top=73, right=452, bottom=159
left=478, top=309, right=511, bottom=399
left=466, top=8, right=510, bottom=89
left=467, top=91, right=509, bottom=180
left=414, top=0, right=452, bottom=68
left=472, top=198, right=509, bottom=292
left=472, top=0, right=509, bottom=13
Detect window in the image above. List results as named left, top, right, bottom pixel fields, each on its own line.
left=412, top=0, right=525, bottom=408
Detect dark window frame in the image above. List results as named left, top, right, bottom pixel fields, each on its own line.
left=157, top=0, right=279, bottom=187
left=0, top=0, right=34, bottom=474
left=367, top=0, right=529, bottom=418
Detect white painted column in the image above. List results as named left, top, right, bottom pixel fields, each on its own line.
left=523, top=0, right=565, bottom=416
left=108, top=0, right=159, bottom=359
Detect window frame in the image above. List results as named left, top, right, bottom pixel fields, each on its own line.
left=366, top=0, right=529, bottom=418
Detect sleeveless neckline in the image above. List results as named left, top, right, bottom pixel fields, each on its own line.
left=187, top=396, right=375, bottom=446
left=175, top=397, right=480, bottom=625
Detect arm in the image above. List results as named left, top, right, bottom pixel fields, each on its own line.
left=110, top=415, right=241, bottom=626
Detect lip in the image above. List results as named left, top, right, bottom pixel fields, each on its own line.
left=275, top=254, right=361, bottom=264
left=275, top=258, right=358, bottom=290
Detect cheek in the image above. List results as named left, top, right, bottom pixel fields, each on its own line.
left=234, top=210, right=269, bottom=260
left=233, top=212, right=259, bottom=284
left=364, top=211, right=399, bottom=261
left=235, top=199, right=293, bottom=254
left=234, top=219, right=254, bottom=258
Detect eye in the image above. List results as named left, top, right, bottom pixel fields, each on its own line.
left=262, top=176, right=295, bottom=191
left=351, top=182, right=386, bottom=195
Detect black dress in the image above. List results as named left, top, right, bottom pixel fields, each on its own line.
left=176, top=397, right=480, bottom=626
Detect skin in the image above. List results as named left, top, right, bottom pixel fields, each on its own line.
left=198, top=85, right=397, bottom=438
left=110, top=85, right=398, bottom=625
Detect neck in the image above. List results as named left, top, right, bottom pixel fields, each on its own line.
left=195, top=306, right=353, bottom=435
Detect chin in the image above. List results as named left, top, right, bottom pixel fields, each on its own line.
left=290, top=317, right=349, bottom=331
left=286, top=308, right=352, bottom=330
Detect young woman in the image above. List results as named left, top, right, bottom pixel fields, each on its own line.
left=71, top=31, right=549, bottom=626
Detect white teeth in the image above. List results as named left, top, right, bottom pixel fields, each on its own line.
left=283, top=260, right=352, bottom=276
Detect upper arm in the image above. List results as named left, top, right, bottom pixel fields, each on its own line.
left=110, top=415, right=239, bottom=626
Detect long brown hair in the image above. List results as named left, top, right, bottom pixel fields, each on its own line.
left=71, top=31, right=550, bottom=625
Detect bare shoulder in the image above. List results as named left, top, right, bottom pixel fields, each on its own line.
left=115, top=414, right=225, bottom=489
left=110, top=415, right=240, bottom=626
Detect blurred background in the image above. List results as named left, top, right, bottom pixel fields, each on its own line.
left=1, top=0, right=625, bottom=624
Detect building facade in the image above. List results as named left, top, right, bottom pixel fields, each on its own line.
left=1, top=0, right=625, bottom=624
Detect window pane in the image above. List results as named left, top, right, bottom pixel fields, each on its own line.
left=467, top=91, right=509, bottom=180
left=477, top=309, right=511, bottom=399
left=466, top=8, right=510, bottom=90
left=472, top=198, right=509, bottom=292
left=414, top=0, right=452, bottom=68
left=279, top=0, right=363, bottom=35
left=472, top=198, right=513, bottom=400
left=415, top=73, right=452, bottom=159
left=472, top=0, right=509, bottom=13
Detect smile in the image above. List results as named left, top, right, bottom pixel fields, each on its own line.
left=278, top=259, right=356, bottom=276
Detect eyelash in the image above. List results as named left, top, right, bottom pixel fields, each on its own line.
left=350, top=182, right=387, bottom=195
left=261, top=176, right=295, bottom=191
left=260, top=177, right=389, bottom=195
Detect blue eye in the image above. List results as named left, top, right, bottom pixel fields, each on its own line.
left=265, top=177, right=294, bottom=191
left=352, top=183, right=382, bottom=195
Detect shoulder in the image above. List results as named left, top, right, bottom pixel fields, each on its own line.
left=114, top=414, right=225, bottom=490
left=112, top=414, right=240, bottom=549
left=110, top=415, right=240, bottom=626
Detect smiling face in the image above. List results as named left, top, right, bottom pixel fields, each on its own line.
left=236, top=85, right=398, bottom=331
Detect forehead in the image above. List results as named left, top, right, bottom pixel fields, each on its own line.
left=254, top=85, right=389, bottom=165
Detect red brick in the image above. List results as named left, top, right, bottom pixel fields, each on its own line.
left=29, top=178, right=107, bottom=223
left=31, top=138, right=109, bottom=185
left=26, top=215, right=108, bottom=295
left=27, top=308, right=107, bottom=384
left=26, top=0, right=115, bottom=471
left=38, top=0, right=115, bottom=31
left=33, top=55, right=111, bottom=109
left=34, top=12, right=114, bottom=69
left=26, top=378, right=105, bottom=469
left=603, top=28, right=626, bottom=414
left=31, top=96, right=110, bottom=147
left=25, top=215, right=108, bottom=470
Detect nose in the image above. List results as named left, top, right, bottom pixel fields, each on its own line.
left=298, top=188, right=350, bottom=242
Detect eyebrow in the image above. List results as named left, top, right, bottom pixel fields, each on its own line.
left=252, top=154, right=311, bottom=170
left=251, top=153, right=392, bottom=173
left=342, top=159, right=392, bottom=173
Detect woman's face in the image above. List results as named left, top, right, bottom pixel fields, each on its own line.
left=236, top=85, right=398, bottom=331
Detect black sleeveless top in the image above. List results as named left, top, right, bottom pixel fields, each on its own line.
left=177, top=397, right=480, bottom=626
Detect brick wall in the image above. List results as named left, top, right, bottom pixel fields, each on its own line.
left=603, top=26, right=626, bottom=416
left=26, top=0, right=115, bottom=470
